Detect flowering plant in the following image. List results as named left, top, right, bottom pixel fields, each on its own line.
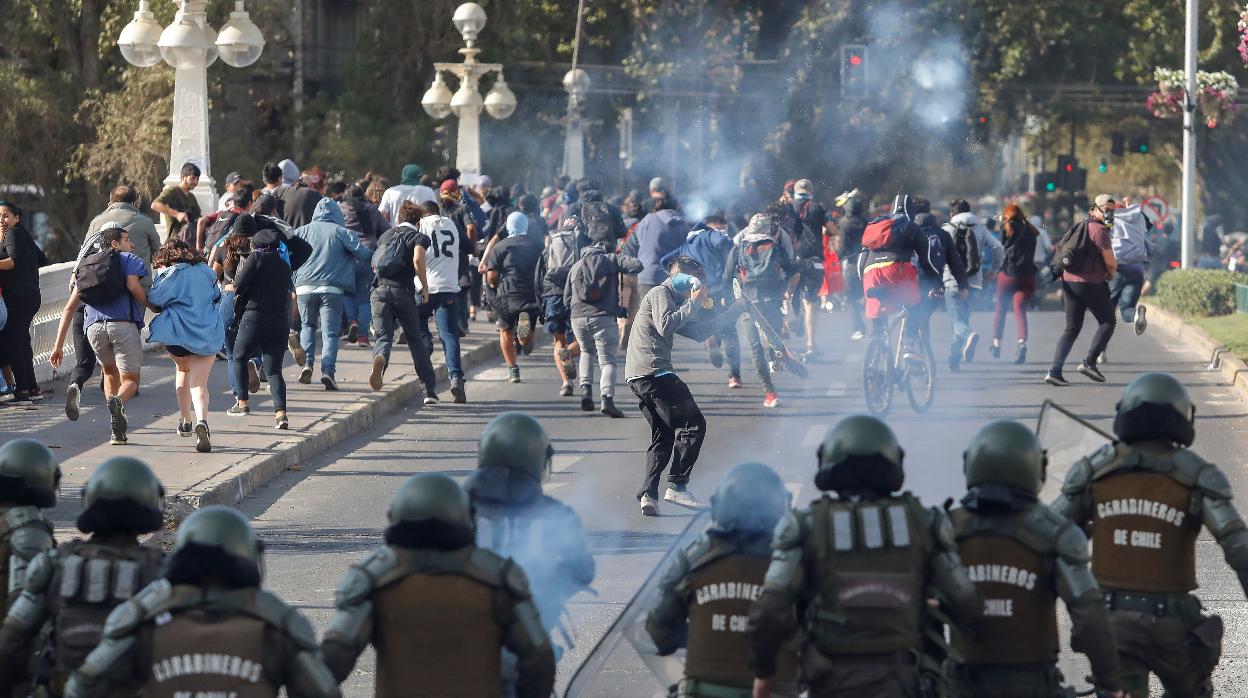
left=1147, top=67, right=1238, bottom=126
left=1239, top=4, right=1248, bottom=65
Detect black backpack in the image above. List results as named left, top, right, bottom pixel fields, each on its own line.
left=75, top=249, right=128, bottom=306
left=572, top=248, right=614, bottom=303
left=1054, top=220, right=1093, bottom=274
left=203, top=211, right=239, bottom=251
left=580, top=201, right=616, bottom=244
left=952, top=223, right=981, bottom=276
left=373, top=229, right=413, bottom=280
left=796, top=201, right=826, bottom=259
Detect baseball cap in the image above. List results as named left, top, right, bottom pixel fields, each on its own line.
left=1094, top=194, right=1116, bottom=208
left=794, top=179, right=813, bottom=196
left=224, top=171, right=242, bottom=186
left=99, top=221, right=126, bottom=232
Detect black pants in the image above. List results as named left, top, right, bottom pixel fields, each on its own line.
left=630, top=373, right=706, bottom=500
left=0, top=292, right=39, bottom=393
left=371, top=283, right=436, bottom=395
left=234, top=310, right=288, bottom=411
left=1051, top=280, right=1116, bottom=373
left=71, top=304, right=97, bottom=389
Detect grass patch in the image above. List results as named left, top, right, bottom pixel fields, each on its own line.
left=1189, top=313, right=1248, bottom=358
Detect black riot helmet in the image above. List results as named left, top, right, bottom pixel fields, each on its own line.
left=385, top=473, right=476, bottom=550
left=710, top=462, right=791, bottom=534
left=963, top=420, right=1047, bottom=495
left=467, top=412, right=554, bottom=506
left=165, top=506, right=263, bottom=589
left=815, top=415, right=905, bottom=495
left=77, top=456, right=165, bottom=534
left=1113, top=372, right=1196, bottom=446
left=0, top=438, right=61, bottom=508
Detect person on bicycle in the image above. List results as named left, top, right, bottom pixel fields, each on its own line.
left=859, top=195, right=945, bottom=339
left=722, top=212, right=799, bottom=408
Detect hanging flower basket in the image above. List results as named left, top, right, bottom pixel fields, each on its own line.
left=1239, top=4, right=1248, bottom=66
left=1147, top=67, right=1238, bottom=126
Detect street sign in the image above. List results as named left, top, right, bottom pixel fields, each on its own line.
left=1143, top=195, right=1170, bottom=224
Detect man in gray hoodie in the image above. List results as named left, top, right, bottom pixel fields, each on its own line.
left=625, top=256, right=714, bottom=517
left=292, top=198, right=372, bottom=390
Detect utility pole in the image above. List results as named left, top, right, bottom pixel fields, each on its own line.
left=1181, top=0, right=1198, bottom=268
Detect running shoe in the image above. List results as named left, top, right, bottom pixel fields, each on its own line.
left=559, top=383, right=574, bottom=397
left=707, top=341, right=724, bottom=368
left=727, top=376, right=743, bottom=389
left=194, top=421, right=211, bottom=453
left=640, top=494, right=660, bottom=517
left=247, top=361, right=260, bottom=394
left=508, top=366, right=522, bottom=384
left=288, top=333, right=306, bottom=367
left=763, top=392, right=781, bottom=408
left=369, top=355, right=385, bottom=392
left=450, top=377, right=467, bottom=404
left=962, top=332, right=979, bottom=363
left=177, top=420, right=193, bottom=437
left=1044, top=372, right=1070, bottom=387
left=580, top=385, right=594, bottom=411
left=226, top=403, right=250, bottom=417
left=850, top=330, right=865, bottom=341
left=1077, top=361, right=1106, bottom=383
left=345, top=323, right=359, bottom=344
left=989, top=342, right=1001, bottom=359
left=664, top=486, right=706, bottom=510
left=321, top=374, right=339, bottom=391
left=423, top=393, right=439, bottom=406
left=1134, top=305, right=1148, bottom=335
left=298, top=366, right=313, bottom=384
left=517, top=311, right=532, bottom=344
left=1014, top=342, right=1027, bottom=365
left=275, top=412, right=289, bottom=430
left=107, top=396, right=127, bottom=446
left=600, top=397, right=624, bottom=418
left=65, top=384, right=81, bottom=421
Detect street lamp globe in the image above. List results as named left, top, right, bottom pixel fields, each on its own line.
left=452, top=3, right=487, bottom=47
left=422, top=72, right=454, bottom=120
left=159, top=12, right=219, bottom=69
left=562, top=68, right=591, bottom=100
left=450, top=80, right=484, bottom=119
left=118, top=0, right=163, bottom=68
left=484, top=75, right=517, bottom=120
left=216, top=1, right=265, bottom=68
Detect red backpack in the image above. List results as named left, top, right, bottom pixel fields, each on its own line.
left=862, top=215, right=903, bottom=250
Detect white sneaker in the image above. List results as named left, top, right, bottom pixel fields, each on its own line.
left=851, top=330, right=865, bottom=341
left=663, top=486, right=706, bottom=510
left=640, top=494, right=660, bottom=517
left=1134, top=305, right=1148, bottom=335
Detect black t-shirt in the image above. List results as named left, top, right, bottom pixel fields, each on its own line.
left=795, top=200, right=829, bottom=259
left=279, top=185, right=323, bottom=229
left=485, top=234, right=543, bottom=300
left=0, top=224, right=44, bottom=297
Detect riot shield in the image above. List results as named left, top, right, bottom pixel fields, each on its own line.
left=1035, top=400, right=1114, bottom=497
left=564, top=512, right=710, bottom=698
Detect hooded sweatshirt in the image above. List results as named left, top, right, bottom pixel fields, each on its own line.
left=631, top=208, right=688, bottom=286
left=292, top=198, right=372, bottom=293
left=941, top=211, right=1003, bottom=290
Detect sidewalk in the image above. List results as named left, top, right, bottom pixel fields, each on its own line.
left=0, top=319, right=511, bottom=528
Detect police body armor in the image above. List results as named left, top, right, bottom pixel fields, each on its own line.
left=678, top=536, right=799, bottom=695
left=47, top=540, right=163, bottom=677
left=801, top=493, right=930, bottom=657
left=1, top=505, right=55, bottom=603
left=1084, top=444, right=1203, bottom=593
left=949, top=508, right=1059, bottom=665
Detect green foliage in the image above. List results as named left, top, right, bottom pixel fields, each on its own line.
left=1156, top=269, right=1248, bottom=317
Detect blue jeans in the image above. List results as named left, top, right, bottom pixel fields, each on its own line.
left=344, top=259, right=375, bottom=338
left=1108, top=267, right=1145, bottom=323
left=298, top=291, right=345, bottom=376
left=421, top=291, right=463, bottom=379
left=945, top=291, right=972, bottom=361
left=0, top=297, right=8, bottom=393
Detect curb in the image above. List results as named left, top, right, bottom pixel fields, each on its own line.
left=174, top=335, right=509, bottom=510
left=1147, top=304, right=1248, bottom=400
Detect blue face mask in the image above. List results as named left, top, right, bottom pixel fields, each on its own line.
left=670, top=273, right=697, bottom=293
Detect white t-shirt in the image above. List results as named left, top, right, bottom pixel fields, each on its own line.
left=417, top=215, right=463, bottom=295
left=379, top=184, right=437, bottom=225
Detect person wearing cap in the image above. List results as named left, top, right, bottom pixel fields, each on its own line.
left=50, top=223, right=152, bottom=446
left=217, top=171, right=242, bottom=211
left=1045, top=194, right=1118, bottom=386
left=379, top=164, right=436, bottom=225
left=485, top=211, right=544, bottom=384
left=649, top=176, right=669, bottom=204
left=790, top=178, right=833, bottom=358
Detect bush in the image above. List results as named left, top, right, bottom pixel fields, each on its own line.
left=1156, top=268, right=1248, bottom=316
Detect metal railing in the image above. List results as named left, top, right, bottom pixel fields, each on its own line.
left=31, top=263, right=75, bottom=384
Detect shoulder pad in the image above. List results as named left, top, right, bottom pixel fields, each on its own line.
left=1061, top=456, right=1096, bottom=495
left=248, top=590, right=317, bottom=651
left=101, top=598, right=146, bottom=639
left=770, top=510, right=805, bottom=551
left=8, top=522, right=54, bottom=559
left=681, top=533, right=719, bottom=571
left=500, top=558, right=533, bottom=599
left=1195, top=460, right=1234, bottom=501
left=1052, top=519, right=1091, bottom=565
left=23, top=549, right=56, bottom=592
left=334, top=566, right=375, bottom=608
left=357, top=545, right=402, bottom=588
left=463, top=547, right=506, bottom=588
left=927, top=506, right=957, bottom=551
left=3, top=505, right=46, bottom=530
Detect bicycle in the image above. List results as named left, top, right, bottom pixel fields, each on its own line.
left=861, top=290, right=938, bottom=415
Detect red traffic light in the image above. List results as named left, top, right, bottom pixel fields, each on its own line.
left=977, top=116, right=988, bottom=124
left=1064, top=164, right=1073, bottom=172
left=848, top=54, right=863, bottom=67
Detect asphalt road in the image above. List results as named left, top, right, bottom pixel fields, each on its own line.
left=223, top=306, right=1248, bottom=697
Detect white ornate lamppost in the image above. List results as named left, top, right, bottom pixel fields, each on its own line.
left=561, top=68, right=591, bottom=180
left=118, top=0, right=265, bottom=217
left=422, top=3, right=517, bottom=174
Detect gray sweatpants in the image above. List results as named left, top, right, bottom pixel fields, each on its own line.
left=571, top=315, right=620, bottom=398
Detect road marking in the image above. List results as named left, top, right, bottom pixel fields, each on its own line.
left=474, top=367, right=512, bottom=382
left=552, top=454, right=583, bottom=474
left=825, top=381, right=848, bottom=398
left=843, top=352, right=862, bottom=364
left=800, top=424, right=823, bottom=447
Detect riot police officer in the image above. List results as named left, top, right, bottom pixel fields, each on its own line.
left=949, top=420, right=1124, bottom=697
left=747, top=415, right=982, bottom=697
left=466, top=412, right=595, bottom=640
left=0, top=438, right=58, bottom=609
left=0, top=456, right=166, bottom=695
left=63, top=505, right=340, bottom=698
left=1053, top=372, right=1248, bottom=696
left=321, top=473, right=556, bottom=698
left=646, top=462, right=800, bottom=698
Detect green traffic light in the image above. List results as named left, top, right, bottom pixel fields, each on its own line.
left=1046, top=182, right=1056, bottom=192
left=1098, top=164, right=1108, bottom=173
left=1139, top=145, right=1149, bottom=153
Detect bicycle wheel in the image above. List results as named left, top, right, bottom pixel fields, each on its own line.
left=862, top=336, right=893, bottom=415
left=904, top=338, right=937, bottom=414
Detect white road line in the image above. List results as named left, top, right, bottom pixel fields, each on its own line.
left=474, top=367, right=511, bottom=382
left=552, top=454, right=583, bottom=474
left=842, top=352, right=862, bottom=364
left=800, top=424, right=823, bottom=447
left=825, top=381, right=848, bottom=398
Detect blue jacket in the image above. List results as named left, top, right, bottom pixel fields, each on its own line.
left=660, top=226, right=733, bottom=294
left=631, top=209, right=688, bottom=286
left=147, top=262, right=224, bottom=356
left=292, top=198, right=371, bottom=292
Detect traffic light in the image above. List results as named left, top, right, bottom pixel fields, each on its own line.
left=841, top=45, right=868, bottom=99
left=1131, top=134, right=1150, bottom=154
left=1111, top=132, right=1125, bottom=156
left=1042, top=173, right=1057, bottom=192
left=1098, top=157, right=1108, bottom=174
